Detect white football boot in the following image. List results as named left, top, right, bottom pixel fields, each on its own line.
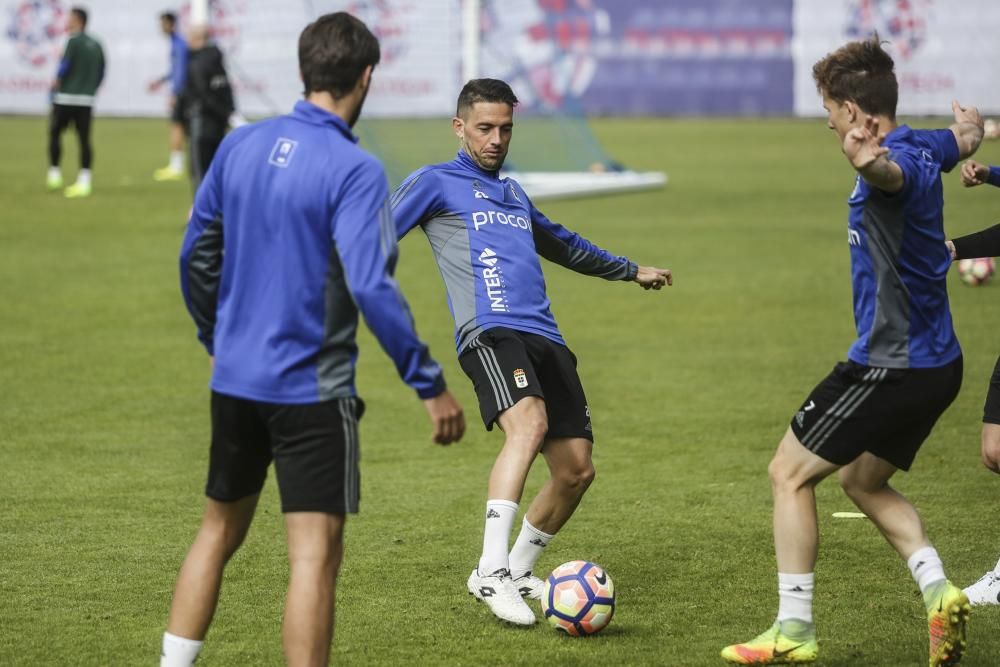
left=467, top=568, right=536, bottom=625
left=963, top=570, right=1000, bottom=606
left=512, top=572, right=545, bottom=600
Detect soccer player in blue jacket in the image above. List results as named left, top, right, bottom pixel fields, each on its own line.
left=722, top=37, right=984, bottom=666
left=162, top=14, right=464, bottom=667
left=392, top=78, right=672, bottom=626
left=947, top=162, right=1000, bottom=607
left=149, top=11, right=189, bottom=181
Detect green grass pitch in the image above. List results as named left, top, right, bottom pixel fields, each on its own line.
left=1, top=114, right=999, bottom=666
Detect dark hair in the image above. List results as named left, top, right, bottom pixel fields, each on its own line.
left=160, top=11, right=177, bottom=27
left=298, top=12, right=380, bottom=98
left=812, top=34, right=898, bottom=118
left=71, top=6, right=88, bottom=28
left=456, top=78, right=519, bottom=117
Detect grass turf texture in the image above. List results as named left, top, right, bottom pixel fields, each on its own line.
left=1, top=114, right=999, bottom=666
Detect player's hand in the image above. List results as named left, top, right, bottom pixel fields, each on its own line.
left=168, top=95, right=177, bottom=109
left=843, top=116, right=889, bottom=169
left=147, top=80, right=162, bottom=93
left=634, top=266, right=672, bottom=290
left=422, top=390, right=465, bottom=445
left=952, top=100, right=983, bottom=129
left=960, top=159, right=990, bottom=187
left=983, top=426, right=1000, bottom=474
left=945, top=240, right=957, bottom=261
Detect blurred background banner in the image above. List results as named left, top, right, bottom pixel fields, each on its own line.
left=793, top=0, right=1000, bottom=117
left=1, top=0, right=998, bottom=118
left=479, top=0, right=794, bottom=116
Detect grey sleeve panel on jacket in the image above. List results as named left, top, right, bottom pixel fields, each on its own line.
left=318, top=247, right=361, bottom=401
left=861, top=196, right=910, bottom=368
left=184, top=216, right=224, bottom=350
left=532, top=224, right=635, bottom=280
left=422, top=212, right=479, bottom=344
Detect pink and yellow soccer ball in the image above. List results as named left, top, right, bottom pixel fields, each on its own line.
left=957, top=257, right=996, bottom=286
left=540, top=560, right=615, bottom=636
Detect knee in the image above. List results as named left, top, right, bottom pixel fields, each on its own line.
left=554, top=460, right=595, bottom=494
left=767, top=454, right=810, bottom=495
left=199, top=520, right=248, bottom=561
left=508, top=412, right=548, bottom=451
left=838, top=470, right=884, bottom=501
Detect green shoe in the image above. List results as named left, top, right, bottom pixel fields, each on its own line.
left=64, top=182, right=92, bottom=198
left=153, top=166, right=184, bottom=181
left=926, top=581, right=970, bottom=667
left=46, top=173, right=63, bottom=191
left=722, top=619, right=818, bottom=664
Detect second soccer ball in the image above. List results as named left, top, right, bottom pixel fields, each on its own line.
left=957, top=257, right=996, bottom=286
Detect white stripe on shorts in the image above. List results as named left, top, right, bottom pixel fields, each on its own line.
left=470, top=337, right=513, bottom=411
left=803, top=368, right=887, bottom=453
left=338, top=398, right=359, bottom=512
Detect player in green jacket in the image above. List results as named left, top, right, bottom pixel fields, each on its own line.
left=48, top=6, right=105, bottom=198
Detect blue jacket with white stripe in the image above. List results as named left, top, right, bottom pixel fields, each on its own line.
left=392, top=150, right=637, bottom=351
left=180, top=101, right=446, bottom=404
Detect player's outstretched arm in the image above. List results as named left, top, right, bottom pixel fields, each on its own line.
left=950, top=100, right=984, bottom=160
left=843, top=116, right=902, bottom=193
left=633, top=266, right=672, bottom=290
left=422, top=391, right=466, bottom=445
left=948, top=223, right=1000, bottom=261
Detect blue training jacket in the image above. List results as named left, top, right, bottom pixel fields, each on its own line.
left=392, top=150, right=637, bottom=352
left=168, top=31, right=188, bottom=95
left=846, top=125, right=961, bottom=368
left=180, top=100, right=446, bottom=404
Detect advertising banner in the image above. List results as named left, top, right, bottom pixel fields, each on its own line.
left=794, top=0, right=1000, bottom=116
left=480, top=0, right=795, bottom=116
left=0, top=0, right=460, bottom=117
left=2, top=0, right=998, bottom=118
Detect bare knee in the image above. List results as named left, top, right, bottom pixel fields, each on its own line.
left=767, top=427, right=841, bottom=496
left=502, top=400, right=549, bottom=451
left=554, top=460, right=595, bottom=494
left=198, top=519, right=249, bottom=561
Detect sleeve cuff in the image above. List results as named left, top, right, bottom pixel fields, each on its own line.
left=988, top=167, right=1000, bottom=188
left=416, top=374, right=446, bottom=400
left=624, top=261, right=638, bottom=281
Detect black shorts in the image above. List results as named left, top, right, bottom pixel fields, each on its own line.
left=983, top=355, right=1000, bottom=425
left=458, top=327, right=593, bottom=441
left=790, top=357, right=963, bottom=471
left=206, top=391, right=364, bottom=514
left=171, top=95, right=187, bottom=125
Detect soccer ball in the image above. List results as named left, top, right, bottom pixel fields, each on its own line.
left=957, top=257, right=996, bottom=286
left=541, top=560, right=615, bottom=636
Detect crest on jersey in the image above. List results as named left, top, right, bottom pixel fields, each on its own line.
left=509, top=182, right=521, bottom=203
left=513, top=368, right=528, bottom=389
left=473, top=180, right=489, bottom=199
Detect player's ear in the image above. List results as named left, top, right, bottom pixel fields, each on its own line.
left=452, top=116, right=464, bottom=139
left=359, top=65, right=373, bottom=91
left=845, top=100, right=858, bottom=123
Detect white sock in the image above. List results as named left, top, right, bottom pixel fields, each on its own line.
left=777, top=572, right=815, bottom=623
left=908, top=546, right=946, bottom=594
left=48, top=166, right=61, bottom=179
left=478, top=499, right=518, bottom=575
left=76, top=169, right=91, bottom=187
left=169, top=151, right=184, bottom=172
left=508, top=518, right=555, bottom=578
left=160, top=632, right=202, bottom=667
